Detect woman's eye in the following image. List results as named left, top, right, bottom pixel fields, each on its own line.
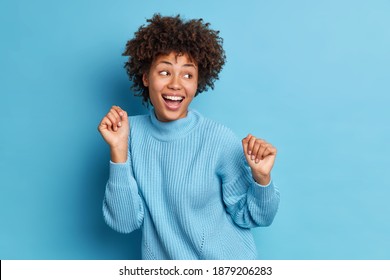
left=159, top=71, right=169, bottom=76
left=183, top=73, right=193, bottom=79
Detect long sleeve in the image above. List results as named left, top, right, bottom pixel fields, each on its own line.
left=218, top=129, right=280, bottom=228
left=102, top=150, right=144, bottom=233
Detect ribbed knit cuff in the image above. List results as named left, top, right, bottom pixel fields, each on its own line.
left=254, top=178, right=272, bottom=188
left=249, top=179, right=277, bottom=200
left=108, top=159, right=131, bottom=187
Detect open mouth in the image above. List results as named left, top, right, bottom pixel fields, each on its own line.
left=162, top=94, right=184, bottom=109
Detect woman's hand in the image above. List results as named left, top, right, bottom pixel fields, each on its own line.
left=242, top=134, right=277, bottom=185
left=98, top=106, right=129, bottom=163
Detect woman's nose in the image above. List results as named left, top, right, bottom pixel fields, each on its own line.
left=167, top=75, right=182, bottom=90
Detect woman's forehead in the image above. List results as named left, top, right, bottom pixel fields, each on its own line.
left=154, top=52, right=197, bottom=65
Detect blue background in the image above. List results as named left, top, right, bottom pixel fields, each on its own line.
left=1, top=0, right=389, bottom=259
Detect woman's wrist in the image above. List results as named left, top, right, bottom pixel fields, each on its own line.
left=253, top=173, right=271, bottom=186
left=110, top=145, right=128, bottom=163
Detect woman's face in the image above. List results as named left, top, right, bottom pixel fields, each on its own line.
left=143, top=52, right=198, bottom=122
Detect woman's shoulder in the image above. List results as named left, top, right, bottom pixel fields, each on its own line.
left=196, top=111, right=239, bottom=142
left=128, top=113, right=150, bottom=124
left=127, top=113, right=151, bottom=134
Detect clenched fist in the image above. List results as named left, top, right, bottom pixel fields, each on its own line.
left=242, top=134, right=277, bottom=186
left=98, top=106, right=129, bottom=163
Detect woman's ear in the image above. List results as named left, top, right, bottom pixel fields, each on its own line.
left=142, top=73, right=149, bottom=87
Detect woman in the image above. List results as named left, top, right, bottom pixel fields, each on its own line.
left=98, top=14, right=280, bottom=260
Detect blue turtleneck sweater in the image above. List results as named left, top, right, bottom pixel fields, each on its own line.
left=103, top=109, right=280, bottom=259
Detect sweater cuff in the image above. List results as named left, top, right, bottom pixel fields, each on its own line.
left=249, top=179, right=277, bottom=200
left=108, top=158, right=132, bottom=187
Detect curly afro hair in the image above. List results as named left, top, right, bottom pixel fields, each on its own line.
left=123, top=14, right=226, bottom=104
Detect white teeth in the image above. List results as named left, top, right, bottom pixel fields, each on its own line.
left=164, top=95, right=183, bottom=101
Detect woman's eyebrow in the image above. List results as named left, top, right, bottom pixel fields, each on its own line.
left=183, top=63, right=197, bottom=69
left=156, top=61, right=197, bottom=69
left=157, top=61, right=173, bottom=66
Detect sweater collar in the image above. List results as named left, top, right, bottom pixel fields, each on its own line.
left=148, top=108, right=201, bottom=141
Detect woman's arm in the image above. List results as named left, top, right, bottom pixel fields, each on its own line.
left=219, top=130, right=280, bottom=228
left=103, top=150, right=144, bottom=233
left=99, top=106, right=144, bottom=233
